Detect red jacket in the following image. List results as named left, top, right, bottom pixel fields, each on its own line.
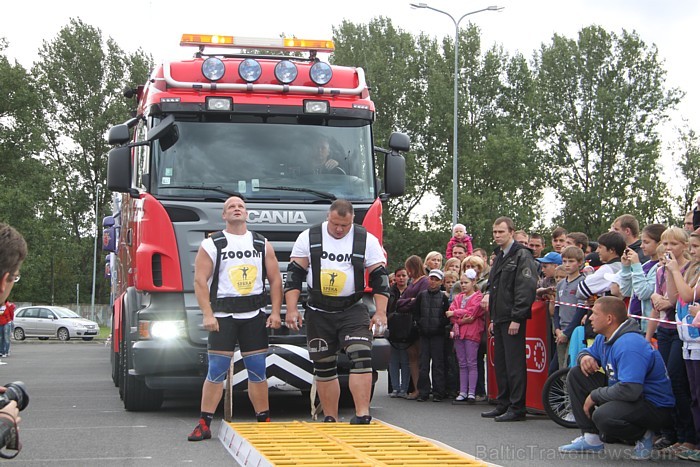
left=0, top=302, right=15, bottom=326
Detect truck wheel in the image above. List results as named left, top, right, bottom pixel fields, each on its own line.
left=121, top=291, right=163, bottom=411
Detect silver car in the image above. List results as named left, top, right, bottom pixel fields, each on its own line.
left=13, top=306, right=99, bottom=341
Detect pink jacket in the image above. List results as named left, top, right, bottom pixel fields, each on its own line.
left=445, top=235, right=473, bottom=259
left=448, top=291, right=484, bottom=342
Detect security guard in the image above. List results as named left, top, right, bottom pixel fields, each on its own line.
left=188, top=195, right=282, bottom=441
left=285, top=199, right=389, bottom=424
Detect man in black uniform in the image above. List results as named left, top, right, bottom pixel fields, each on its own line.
left=480, top=216, right=538, bottom=422
left=285, top=200, right=389, bottom=424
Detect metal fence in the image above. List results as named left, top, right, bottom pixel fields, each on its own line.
left=13, top=303, right=111, bottom=327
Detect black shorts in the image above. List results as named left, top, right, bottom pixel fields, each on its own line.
left=305, top=302, right=372, bottom=360
left=208, top=312, right=268, bottom=353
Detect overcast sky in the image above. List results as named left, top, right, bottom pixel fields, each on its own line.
left=4, top=0, right=697, bottom=128
left=3, top=0, right=698, bottom=218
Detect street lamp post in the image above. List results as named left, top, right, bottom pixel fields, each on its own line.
left=410, top=3, right=502, bottom=226
left=91, top=184, right=100, bottom=322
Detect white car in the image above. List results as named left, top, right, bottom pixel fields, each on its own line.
left=13, top=306, right=100, bottom=341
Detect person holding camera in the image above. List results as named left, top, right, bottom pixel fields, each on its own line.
left=0, top=223, right=28, bottom=457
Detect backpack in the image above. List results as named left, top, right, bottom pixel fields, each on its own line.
left=387, top=311, right=418, bottom=349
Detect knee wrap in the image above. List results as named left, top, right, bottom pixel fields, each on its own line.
left=284, top=261, right=307, bottom=293
left=313, top=355, right=338, bottom=382
left=243, top=352, right=267, bottom=383
left=369, top=265, right=390, bottom=297
left=206, top=353, right=233, bottom=383
left=346, top=343, right=373, bottom=374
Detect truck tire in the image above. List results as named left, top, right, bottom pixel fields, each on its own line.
left=121, top=289, right=163, bottom=411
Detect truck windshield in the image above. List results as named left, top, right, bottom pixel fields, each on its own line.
left=151, top=118, right=376, bottom=202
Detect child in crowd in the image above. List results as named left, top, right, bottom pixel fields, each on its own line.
left=445, top=224, right=473, bottom=259
left=554, top=265, right=567, bottom=284
left=413, top=269, right=450, bottom=402
left=537, top=251, right=562, bottom=289
left=443, top=271, right=458, bottom=304
left=551, top=226, right=568, bottom=253
left=576, top=231, right=625, bottom=303
left=666, top=228, right=700, bottom=460
left=619, top=224, right=665, bottom=334
left=446, top=270, right=484, bottom=404
left=387, top=267, right=410, bottom=398
left=443, top=258, right=461, bottom=276
left=553, top=246, right=587, bottom=370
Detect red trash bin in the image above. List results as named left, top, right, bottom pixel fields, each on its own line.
left=486, top=300, right=550, bottom=412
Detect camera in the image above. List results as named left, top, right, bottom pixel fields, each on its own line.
left=0, top=382, right=29, bottom=412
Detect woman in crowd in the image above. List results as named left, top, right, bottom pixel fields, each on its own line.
left=424, top=251, right=443, bottom=276
left=396, top=255, right=430, bottom=400
left=661, top=227, right=699, bottom=459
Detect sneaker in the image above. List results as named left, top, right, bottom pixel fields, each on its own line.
left=187, top=420, right=212, bottom=442
left=684, top=449, right=700, bottom=462
left=474, top=395, right=487, bottom=402
left=396, top=391, right=408, bottom=399
left=631, top=431, right=653, bottom=460
left=416, top=395, right=429, bottom=402
left=349, top=415, right=372, bottom=425
left=323, top=416, right=337, bottom=423
left=432, top=395, right=443, bottom=402
left=255, top=411, right=270, bottom=422
left=389, top=390, right=399, bottom=398
left=653, top=436, right=675, bottom=451
left=466, top=396, right=476, bottom=404
left=558, top=435, right=604, bottom=453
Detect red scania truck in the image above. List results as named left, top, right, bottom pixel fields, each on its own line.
left=104, top=34, right=408, bottom=410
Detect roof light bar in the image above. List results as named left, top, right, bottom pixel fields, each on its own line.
left=180, top=34, right=335, bottom=52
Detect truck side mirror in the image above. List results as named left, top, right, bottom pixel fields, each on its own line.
left=107, top=146, right=132, bottom=193
left=384, top=132, right=409, bottom=197
left=107, top=124, right=130, bottom=145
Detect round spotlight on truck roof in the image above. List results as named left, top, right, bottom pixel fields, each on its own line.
left=201, top=57, right=225, bottom=81
left=238, top=58, right=262, bottom=83
left=274, top=60, right=298, bottom=84
left=309, top=61, right=333, bottom=86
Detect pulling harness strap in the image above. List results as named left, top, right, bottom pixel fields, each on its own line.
left=209, top=230, right=267, bottom=313
left=308, top=224, right=367, bottom=312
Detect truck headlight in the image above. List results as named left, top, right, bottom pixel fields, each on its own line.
left=139, top=320, right=187, bottom=340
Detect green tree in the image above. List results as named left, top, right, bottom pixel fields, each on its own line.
left=533, top=26, right=682, bottom=236
left=27, top=19, right=152, bottom=304
left=674, top=125, right=700, bottom=220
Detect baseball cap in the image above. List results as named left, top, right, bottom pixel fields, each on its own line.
left=536, top=252, right=563, bottom=265
left=428, top=269, right=444, bottom=280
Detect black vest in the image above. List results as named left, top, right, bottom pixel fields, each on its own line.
left=307, top=224, right=367, bottom=312
left=209, top=231, right=267, bottom=313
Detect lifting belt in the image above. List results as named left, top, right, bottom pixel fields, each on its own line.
left=209, top=230, right=267, bottom=313
left=308, top=224, right=366, bottom=312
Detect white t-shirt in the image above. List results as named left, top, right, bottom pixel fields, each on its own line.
left=290, top=222, right=385, bottom=300
left=201, top=230, right=266, bottom=319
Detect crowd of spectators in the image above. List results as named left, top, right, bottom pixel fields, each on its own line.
left=385, top=205, right=700, bottom=460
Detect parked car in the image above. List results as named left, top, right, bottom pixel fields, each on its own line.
left=13, top=306, right=99, bottom=341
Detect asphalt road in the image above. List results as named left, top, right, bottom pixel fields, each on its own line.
left=0, top=341, right=687, bottom=466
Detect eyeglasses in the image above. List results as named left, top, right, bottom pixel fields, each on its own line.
left=11, top=275, right=20, bottom=283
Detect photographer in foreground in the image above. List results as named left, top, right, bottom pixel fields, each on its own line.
left=0, top=223, right=28, bottom=457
